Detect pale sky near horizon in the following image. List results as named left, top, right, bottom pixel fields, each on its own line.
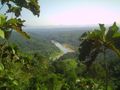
left=3, top=0, right=120, bottom=27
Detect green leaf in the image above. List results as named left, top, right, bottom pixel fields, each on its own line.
left=0, top=14, right=7, bottom=26
left=7, top=18, right=30, bottom=39
left=28, top=0, right=40, bottom=17
left=8, top=76, right=14, bottom=80
left=0, top=29, right=5, bottom=38
left=11, top=25, right=30, bottom=39
left=106, top=22, right=119, bottom=40
left=112, top=32, right=120, bottom=38
left=99, top=24, right=106, bottom=41
left=0, top=63, right=4, bottom=71
left=7, top=6, right=22, bottom=17
left=13, top=0, right=40, bottom=16
left=13, top=80, right=18, bottom=86
left=99, top=24, right=105, bottom=31
left=110, top=22, right=119, bottom=31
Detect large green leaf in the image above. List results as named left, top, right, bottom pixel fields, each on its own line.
left=0, top=14, right=7, bottom=27
left=99, top=24, right=106, bottom=32
left=13, top=80, right=18, bottom=86
left=112, top=32, right=120, bottom=38
left=99, top=24, right=106, bottom=41
left=0, top=29, right=5, bottom=38
left=106, top=22, right=119, bottom=41
left=7, top=18, right=30, bottom=39
left=0, top=0, right=40, bottom=40
left=0, top=63, right=4, bottom=71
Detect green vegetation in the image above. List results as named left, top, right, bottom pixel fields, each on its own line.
left=9, top=32, right=61, bottom=58
left=79, top=22, right=120, bottom=90
left=0, top=0, right=120, bottom=90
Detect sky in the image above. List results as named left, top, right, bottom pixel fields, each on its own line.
left=1, top=0, right=120, bottom=27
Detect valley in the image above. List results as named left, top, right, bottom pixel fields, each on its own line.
left=9, top=27, right=88, bottom=59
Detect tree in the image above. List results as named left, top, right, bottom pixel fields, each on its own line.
left=0, top=0, right=40, bottom=89
left=79, top=22, right=120, bottom=90
left=0, top=0, right=40, bottom=39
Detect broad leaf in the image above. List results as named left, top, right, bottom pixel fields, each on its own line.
left=106, top=22, right=119, bottom=41
left=99, top=24, right=105, bottom=31
left=13, top=80, right=18, bottom=86
left=0, top=14, right=7, bottom=27
left=0, top=63, right=4, bottom=71
left=7, top=18, right=30, bottom=39
left=112, top=32, right=120, bottom=38
left=0, top=29, right=5, bottom=38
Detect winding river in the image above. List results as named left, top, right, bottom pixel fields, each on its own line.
left=51, top=40, right=69, bottom=54
left=51, top=40, right=74, bottom=60
left=51, top=40, right=74, bottom=54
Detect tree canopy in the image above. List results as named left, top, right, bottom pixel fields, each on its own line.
left=0, top=0, right=40, bottom=39
left=79, top=22, right=120, bottom=67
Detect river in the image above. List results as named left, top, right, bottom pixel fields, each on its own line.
left=51, top=40, right=74, bottom=54
left=51, top=40, right=74, bottom=61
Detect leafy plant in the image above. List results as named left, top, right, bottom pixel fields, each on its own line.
left=79, top=22, right=120, bottom=66
left=0, top=0, right=40, bottom=39
left=79, top=22, right=120, bottom=90
left=0, top=0, right=40, bottom=89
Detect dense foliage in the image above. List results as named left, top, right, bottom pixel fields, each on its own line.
left=0, top=0, right=40, bottom=39
left=79, top=22, right=120, bottom=90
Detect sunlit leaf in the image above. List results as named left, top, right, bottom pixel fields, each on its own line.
left=0, top=29, right=5, bottom=38
left=8, top=76, right=14, bottom=80
left=0, top=14, right=7, bottom=27
left=13, top=80, right=18, bottom=86
left=7, top=18, right=30, bottom=39
left=0, top=63, right=4, bottom=71
left=112, top=32, right=120, bottom=38
left=12, top=25, right=30, bottom=39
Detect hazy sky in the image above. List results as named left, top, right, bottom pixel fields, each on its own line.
left=3, top=0, right=120, bottom=26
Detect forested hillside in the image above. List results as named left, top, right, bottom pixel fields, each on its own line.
left=9, top=28, right=87, bottom=57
